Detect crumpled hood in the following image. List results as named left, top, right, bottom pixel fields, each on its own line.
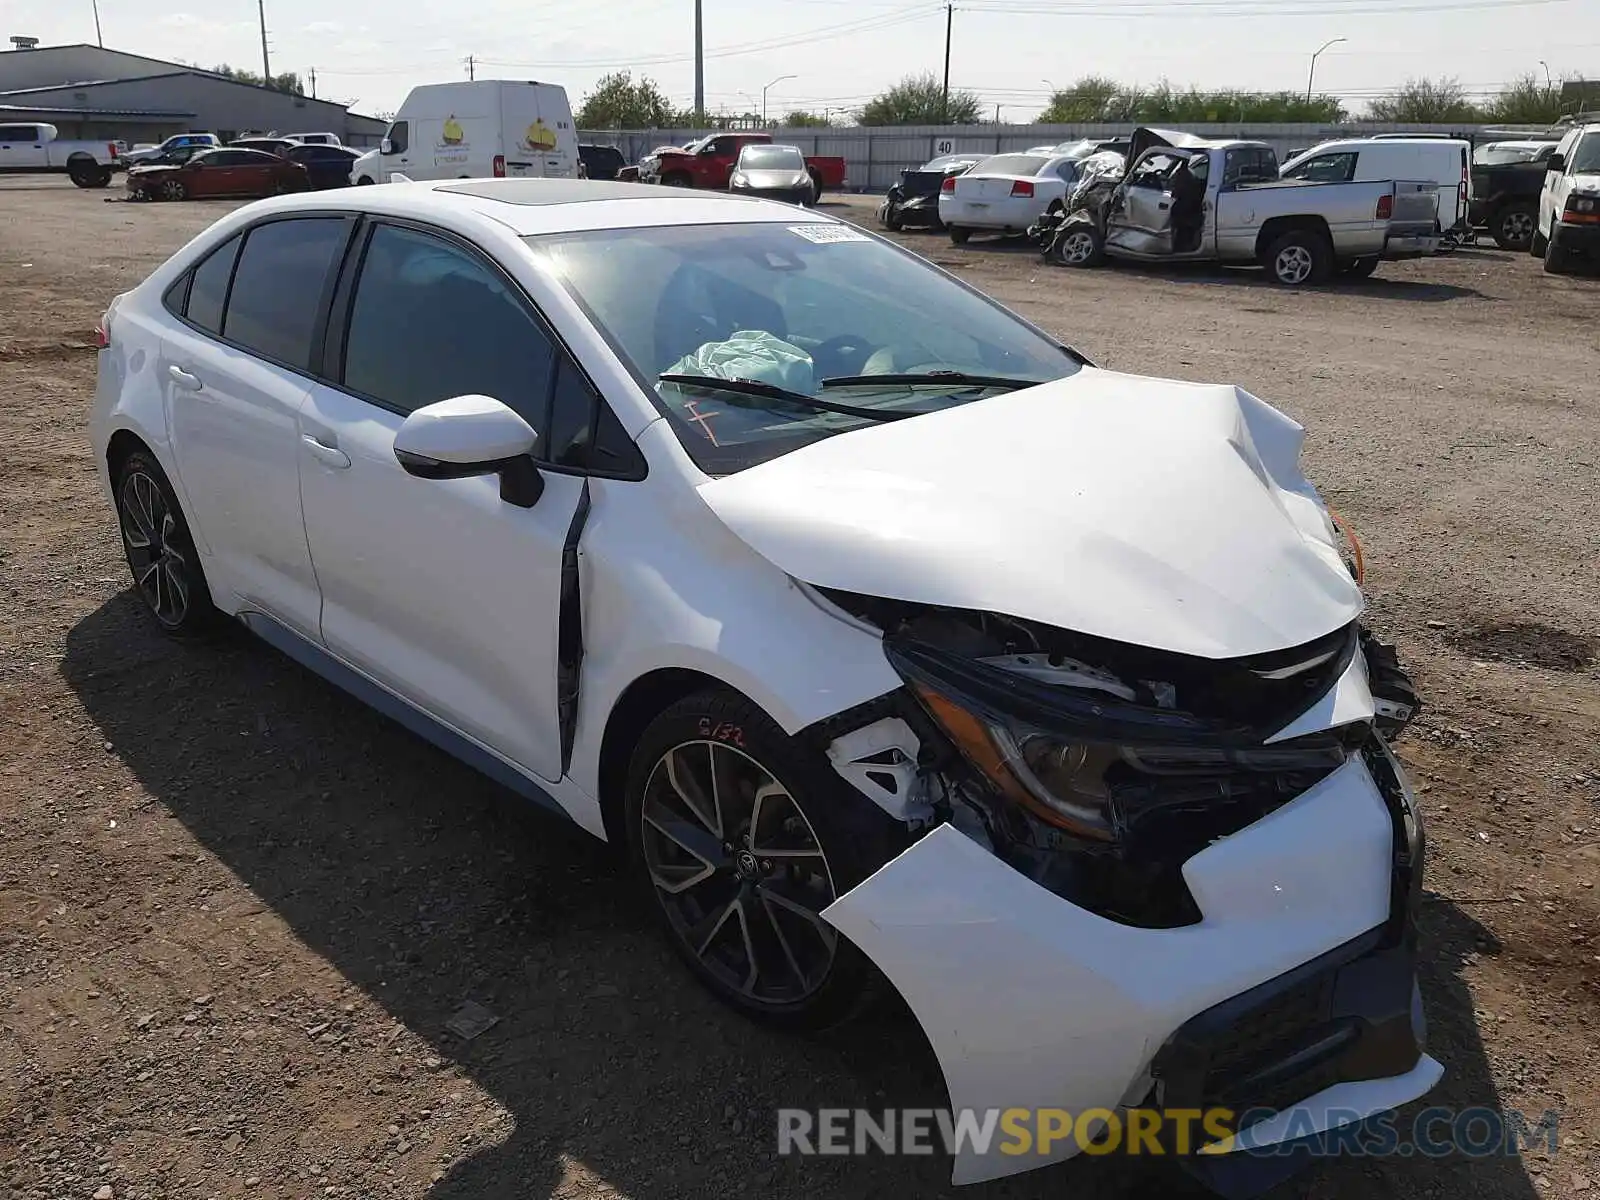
left=696, top=367, right=1363, bottom=659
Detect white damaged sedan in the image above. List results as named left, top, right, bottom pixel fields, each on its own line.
left=90, top=178, right=1439, bottom=1192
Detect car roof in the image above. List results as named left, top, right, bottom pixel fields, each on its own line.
left=236, top=177, right=847, bottom=237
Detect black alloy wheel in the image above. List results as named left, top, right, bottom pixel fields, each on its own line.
left=114, top=451, right=214, bottom=635
left=626, top=689, right=902, bottom=1027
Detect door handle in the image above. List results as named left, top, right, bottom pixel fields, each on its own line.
left=1158, top=202, right=1170, bottom=210
left=167, top=364, right=203, bottom=392
left=301, top=434, right=351, bottom=469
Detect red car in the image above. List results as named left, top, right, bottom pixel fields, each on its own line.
left=641, top=133, right=848, bottom=196
left=126, top=147, right=308, bottom=202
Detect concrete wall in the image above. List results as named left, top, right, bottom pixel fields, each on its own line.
left=582, top=121, right=1513, bottom=192
left=2, top=74, right=382, bottom=145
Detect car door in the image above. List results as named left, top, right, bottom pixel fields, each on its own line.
left=0, top=124, right=50, bottom=171
left=1107, top=150, right=1180, bottom=254
left=163, top=214, right=353, bottom=635
left=1539, top=130, right=1578, bottom=234
left=297, top=219, right=598, bottom=783
left=183, top=151, right=230, bottom=197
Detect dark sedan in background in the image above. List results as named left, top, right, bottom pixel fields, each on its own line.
left=879, top=153, right=983, bottom=230
left=126, top=147, right=308, bottom=201
left=284, top=143, right=360, bottom=190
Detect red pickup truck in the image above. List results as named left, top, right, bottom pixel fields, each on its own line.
left=638, top=132, right=848, bottom=196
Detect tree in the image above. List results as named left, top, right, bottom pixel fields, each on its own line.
left=1367, top=77, right=1481, bottom=123
left=1038, top=76, right=1343, bottom=124
left=1039, top=76, right=1124, bottom=122
left=576, top=71, right=682, bottom=129
left=782, top=110, right=831, bottom=128
left=208, top=63, right=304, bottom=94
left=860, top=73, right=982, bottom=125
left=1482, top=73, right=1565, bottom=124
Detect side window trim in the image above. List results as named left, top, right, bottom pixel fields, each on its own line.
left=322, top=215, right=645, bottom=480
left=169, top=213, right=358, bottom=380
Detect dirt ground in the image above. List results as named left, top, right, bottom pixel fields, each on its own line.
left=1, top=177, right=1597, bottom=1200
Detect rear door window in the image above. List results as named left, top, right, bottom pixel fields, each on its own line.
left=221, top=218, right=349, bottom=368
left=185, top=234, right=242, bottom=333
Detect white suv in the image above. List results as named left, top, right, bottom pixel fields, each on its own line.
left=1534, top=124, right=1600, bottom=273
left=91, top=178, right=1438, bottom=1188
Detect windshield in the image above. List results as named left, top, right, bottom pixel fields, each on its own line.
left=740, top=145, right=804, bottom=170
left=533, top=222, right=1079, bottom=474
left=972, top=153, right=1049, bottom=177
left=1473, top=143, right=1549, bottom=165
left=1572, top=133, right=1600, bottom=174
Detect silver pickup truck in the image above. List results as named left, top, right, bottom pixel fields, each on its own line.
left=1048, top=127, right=1440, bottom=285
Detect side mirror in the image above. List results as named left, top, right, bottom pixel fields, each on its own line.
left=1547, top=153, right=1566, bottom=172
left=380, top=137, right=394, bottom=155
left=393, top=395, right=544, bottom=507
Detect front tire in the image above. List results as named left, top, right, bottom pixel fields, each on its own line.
left=1490, top=202, right=1536, bottom=252
left=1530, top=222, right=1549, bottom=256
left=1262, top=229, right=1332, bottom=286
left=113, top=450, right=216, bottom=636
left=158, top=178, right=187, bottom=202
left=1051, top=220, right=1105, bottom=267
left=625, top=688, right=901, bottom=1028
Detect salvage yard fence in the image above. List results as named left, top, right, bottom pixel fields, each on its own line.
left=580, top=121, right=1532, bottom=193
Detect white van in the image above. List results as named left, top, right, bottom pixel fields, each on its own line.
left=374, top=80, right=578, bottom=183
left=1282, top=137, right=1471, bottom=235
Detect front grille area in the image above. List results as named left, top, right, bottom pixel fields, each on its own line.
left=1150, top=928, right=1422, bottom=1134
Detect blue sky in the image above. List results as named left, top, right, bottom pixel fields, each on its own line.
left=9, top=0, right=1598, bottom=118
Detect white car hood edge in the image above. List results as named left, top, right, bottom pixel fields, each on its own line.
left=697, top=367, right=1363, bottom=659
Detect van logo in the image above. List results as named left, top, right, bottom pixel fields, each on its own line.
left=520, top=119, right=557, bottom=153
left=441, top=115, right=465, bottom=146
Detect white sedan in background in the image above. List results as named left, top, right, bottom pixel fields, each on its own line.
left=939, top=150, right=1088, bottom=243
left=91, top=177, right=1437, bottom=1190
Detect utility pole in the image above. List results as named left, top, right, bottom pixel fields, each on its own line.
left=693, top=0, right=705, bottom=121
left=941, top=3, right=952, bottom=123
left=258, top=0, right=271, bottom=87
left=465, top=54, right=475, bottom=81
left=309, top=66, right=317, bottom=98
left=91, top=0, right=103, bottom=47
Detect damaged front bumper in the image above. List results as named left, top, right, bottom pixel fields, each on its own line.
left=822, top=743, right=1437, bottom=1186
left=812, top=605, right=1436, bottom=1190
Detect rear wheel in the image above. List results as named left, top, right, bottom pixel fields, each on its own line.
left=355, top=175, right=375, bottom=186
left=1490, top=202, right=1537, bottom=252
left=1543, top=229, right=1573, bottom=275
left=113, top=450, right=215, bottom=637
left=1262, top=229, right=1332, bottom=286
left=661, top=172, right=692, bottom=188
left=625, top=689, right=900, bottom=1028
left=948, top=225, right=971, bottom=245
left=1529, top=221, right=1549, bottom=256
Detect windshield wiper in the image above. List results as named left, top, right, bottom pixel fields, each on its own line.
left=657, top=373, right=923, bottom=421
left=819, top=370, right=1053, bottom=391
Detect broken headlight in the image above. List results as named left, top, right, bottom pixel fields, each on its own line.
left=915, top=684, right=1351, bottom=843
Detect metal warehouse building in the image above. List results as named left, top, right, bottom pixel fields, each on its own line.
left=0, top=42, right=387, bottom=147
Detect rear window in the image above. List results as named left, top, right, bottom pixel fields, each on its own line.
left=1572, top=133, right=1600, bottom=174
left=972, top=154, right=1048, bottom=176
left=221, top=218, right=348, bottom=368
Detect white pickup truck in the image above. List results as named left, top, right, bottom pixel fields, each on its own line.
left=1048, top=127, right=1441, bottom=285
left=0, top=121, right=121, bottom=187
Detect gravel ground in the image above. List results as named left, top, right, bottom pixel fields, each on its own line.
left=1, top=178, right=1597, bottom=1200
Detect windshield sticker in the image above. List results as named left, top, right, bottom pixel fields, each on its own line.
left=789, top=224, right=870, bottom=244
